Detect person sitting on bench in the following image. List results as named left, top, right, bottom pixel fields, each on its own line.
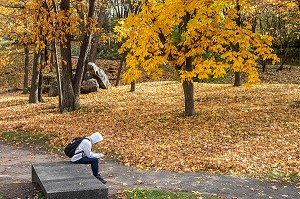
left=71, top=132, right=107, bottom=184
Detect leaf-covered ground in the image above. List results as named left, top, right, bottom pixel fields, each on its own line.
left=0, top=79, right=299, bottom=179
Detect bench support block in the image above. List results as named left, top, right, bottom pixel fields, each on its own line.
left=32, top=161, right=108, bottom=199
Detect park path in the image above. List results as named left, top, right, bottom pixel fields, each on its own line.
left=0, top=141, right=299, bottom=199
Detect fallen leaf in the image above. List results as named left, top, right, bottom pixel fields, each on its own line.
left=271, top=186, right=278, bottom=190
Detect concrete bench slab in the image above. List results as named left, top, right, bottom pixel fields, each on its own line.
left=32, top=161, right=108, bottom=199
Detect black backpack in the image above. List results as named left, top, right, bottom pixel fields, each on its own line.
left=64, top=137, right=89, bottom=158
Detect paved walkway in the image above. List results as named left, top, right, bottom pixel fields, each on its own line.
left=0, top=141, right=299, bottom=199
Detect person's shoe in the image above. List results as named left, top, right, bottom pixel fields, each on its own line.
left=95, top=175, right=107, bottom=184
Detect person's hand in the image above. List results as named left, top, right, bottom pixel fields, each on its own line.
left=99, top=153, right=105, bottom=159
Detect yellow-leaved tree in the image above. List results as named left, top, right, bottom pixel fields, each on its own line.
left=117, top=0, right=279, bottom=116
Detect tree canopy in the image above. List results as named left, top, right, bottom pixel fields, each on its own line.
left=116, top=0, right=279, bottom=115
left=118, top=0, right=279, bottom=84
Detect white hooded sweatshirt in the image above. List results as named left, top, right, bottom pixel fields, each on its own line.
left=71, top=132, right=104, bottom=162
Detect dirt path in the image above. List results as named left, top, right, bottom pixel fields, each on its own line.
left=0, top=141, right=299, bottom=199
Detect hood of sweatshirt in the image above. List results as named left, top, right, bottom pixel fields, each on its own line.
left=88, top=132, right=103, bottom=144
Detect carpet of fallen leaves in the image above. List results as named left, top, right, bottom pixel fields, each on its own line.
left=0, top=77, right=299, bottom=178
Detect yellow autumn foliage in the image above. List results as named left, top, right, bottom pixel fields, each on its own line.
left=117, top=0, right=279, bottom=84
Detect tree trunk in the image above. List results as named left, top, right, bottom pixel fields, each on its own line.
left=60, top=37, right=75, bottom=112
left=182, top=81, right=194, bottom=116
left=52, top=0, right=63, bottom=112
left=83, top=0, right=107, bottom=82
left=262, top=60, right=267, bottom=72
left=116, top=53, right=126, bottom=86
left=88, top=1, right=107, bottom=63
left=60, top=0, right=75, bottom=112
left=52, top=41, right=63, bottom=112
left=77, top=2, right=86, bottom=43
left=22, top=44, right=29, bottom=94
left=73, top=0, right=98, bottom=110
left=183, top=56, right=194, bottom=116
left=234, top=72, right=242, bottom=86
left=29, top=52, right=41, bottom=103
left=277, top=41, right=290, bottom=72
left=38, top=71, right=43, bottom=102
left=234, top=0, right=242, bottom=87
left=130, top=80, right=136, bottom=92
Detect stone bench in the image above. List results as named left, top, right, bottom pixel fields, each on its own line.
left=32, top=161, right=108, bottom=199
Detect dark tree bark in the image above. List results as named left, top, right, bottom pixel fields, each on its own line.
left=60, top=0, right=75, bottom=112
left=234, top=0, right=242, bottom=87
left=29, top=52, right=41, bottom=103
left=52, top=0, right=63, bottom=111
left=130, top=80, right=136, bottom=92
left=277, top=41, right=290, bottom=71
left=261, top=60, right=267, bottom=72
left=234, top=72, right=242, bottom=87
left=183, top=56, right=194, bottom=116
left=52, top=41, right=63, bottom=112
left=38, top=70, right=43, bottom=102
left=88, top=1, right=107, bottom=63
left=77, top=2, right=86, bottom=43
left=115, top=53, right=126, bottom=86
left=181, top=12, right=195, bottom=116
left=74, top=0, right=98, bottom=110
left=22, top=44, right=29, bottom=94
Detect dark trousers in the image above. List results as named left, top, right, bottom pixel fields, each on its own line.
left=74, top=157, right=99, bottom=176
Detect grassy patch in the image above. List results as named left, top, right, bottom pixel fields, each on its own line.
left=0, top=131, right=54, bottom=151
left=257, top=171, right=300, bottom=184
left=123, top=188, right=219, bottom=199
left=34, top=192, right=46, bottom=199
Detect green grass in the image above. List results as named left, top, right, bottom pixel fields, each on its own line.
left=258, top=171, right=300, bottom=184
left=123, top=188, right=219, bottom=199
left=0, top=130, right=54, bottom=151
left=35, top=192, right=46, bottom=199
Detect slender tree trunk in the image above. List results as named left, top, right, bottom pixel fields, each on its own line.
left=52, top=41, right=63, bottom=112
left=234, top=0, right=242, bottom=87
left=77, top=3, right=85, bottom=43
left=29, top=52, right=41, bottom=103
left=60, top=0, right=75, bottom=112
left=277, top=41, right=290, bottom=72
left=52, top=0, right=63, bottom=112
left=234, top=72, right=242, bottom=86
left=22, top=44, right=29, bottom=94
left=74, top=0, right=98, bottom=110
left=262, top=60, right=267, bottom=72
left=88, top=1, right=107, bottom=63
left=116, top=53, right=126, bottom=86
left=183, top=56, right=194, bottom=116
left=83, top=0, right=107, bottom=81
left=130, top=80, right=136, bottom=92
left=38, top=71, right=43, bottom=102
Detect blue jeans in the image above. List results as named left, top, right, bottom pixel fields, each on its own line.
left=74, top=157, right=99, bottom=176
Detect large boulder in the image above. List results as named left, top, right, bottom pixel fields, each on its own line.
left=80, top=78, right=99, bottom=94
left=86, top=62, right=111, bottom=89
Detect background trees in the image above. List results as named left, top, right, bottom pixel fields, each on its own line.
left=0, top=0, right=299, bottom=116
left=117, top=0, right=278, bottom=116
left=1, top=0, right=104, bottom=112
left=246, top=0, right=300, bottom=71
